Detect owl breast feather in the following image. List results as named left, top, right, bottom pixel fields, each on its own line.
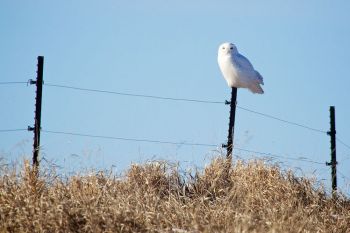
left=219, top=57, right=243, bottom=88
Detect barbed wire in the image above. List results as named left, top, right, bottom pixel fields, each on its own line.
left=338, top=170, right=350, bottom=182
left=0, top=81, right=346, bottom=167
left=233, top=147, right=324, bottom=165
left=42, top=129, right=218, bottom=147
left=44, top=83, right=224, bottom=104
left=0, top=81, right=28, bottom=85
left=0, top=81, right=341, bottom=137
left=0, top=126, right=328, bottom=165
left=41, top=128, right=323, bottom=165
left=233, top=151, right=323, bottom=168
left=336, top=137, right=350, bottom=150
left=236, top=106, right=327, bottom=134
left=334, top=137, right=350, bottom=162
left=0, top=128, right=28, bottom=132
left=44, top=82, right=328, bottom=134
left=0, top=81, right=329, bottom=135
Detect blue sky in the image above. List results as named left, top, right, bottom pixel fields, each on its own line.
left=1, top=1, right=350, bottom=194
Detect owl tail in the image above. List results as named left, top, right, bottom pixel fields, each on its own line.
left=255, top=71, right=264, bottom=85
left=249, top=84, right=264, bottom=94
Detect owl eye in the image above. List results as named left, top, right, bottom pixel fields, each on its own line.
left=222, top=47, right=225, bottom=50
left=230, top=47, right=233, bottom=50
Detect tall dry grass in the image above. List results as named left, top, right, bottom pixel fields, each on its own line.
left=0, top=156, right=349, bottom=233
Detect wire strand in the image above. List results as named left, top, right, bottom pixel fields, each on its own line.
left=45, top=82, right=328, bottom=134
left=0, top=80, right=336, bottom=136
left=234, top=146, right=324, bottom=165
left=44, top=83, right=224, bottom=104
left=338, top=170, right=350, bottom=182
left=336, top=137, right=350, bottom=150
left=0, top=128, right=28, bottom=132
left=0, top=81, right=28, bottom=85
left=237, top=105, right=327, bottom=134
left=42, top=129, right=322, bottom=165
left=42, top=129, right=218, bottom=147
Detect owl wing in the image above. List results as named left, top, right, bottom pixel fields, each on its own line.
left=234, top=53, right=263, bottom=84
left=234, top=53, right=254, bottom=71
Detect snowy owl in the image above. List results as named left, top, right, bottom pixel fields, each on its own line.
left=218, top=42, right=264, bottom=94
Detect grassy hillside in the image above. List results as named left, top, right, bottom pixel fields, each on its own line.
left=0, top=157, right=349, bottom=233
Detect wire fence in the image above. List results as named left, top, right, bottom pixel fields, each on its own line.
left=0, top=126, right=330, bottom=166
left=2, top=81, right=349, bottom=147
left=1, top=80, right=350, bottom=185
left=44, top=82, right=332, bottom=131
left=42, top=82, right=350, bottom=152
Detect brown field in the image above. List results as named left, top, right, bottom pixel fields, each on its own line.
left=0, top=156, right=349, bottom=233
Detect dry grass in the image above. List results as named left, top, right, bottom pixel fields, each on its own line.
left=0, top=156, right=349, bottom=233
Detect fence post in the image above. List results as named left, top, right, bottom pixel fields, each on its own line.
left=28, top=56, right=44, bottom=168
left=223, top=87, right=237, bottom=159
left=326, top=106, right=337, bottom=195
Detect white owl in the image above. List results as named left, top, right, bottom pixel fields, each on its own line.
left=218, top=42, right=264, bottom=94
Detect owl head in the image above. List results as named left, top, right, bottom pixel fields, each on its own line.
left=218, top=42, right=238, bottom=56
